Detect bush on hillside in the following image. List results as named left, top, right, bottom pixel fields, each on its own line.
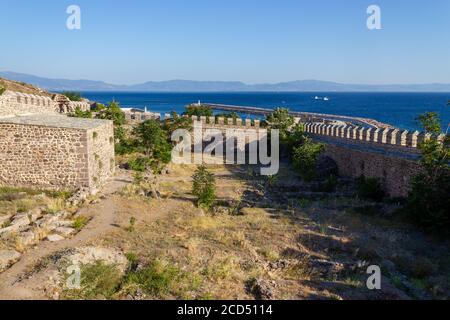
left=292, top=140, right=326, bottom=181
left=192, top=165, right=216, bottom=209
left=133, top=120, right=172, bottom=173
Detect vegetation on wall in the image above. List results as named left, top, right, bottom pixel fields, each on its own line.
left=69, top=107, right=93, bottom=119
left=0, top=85, right=5, bottom=96
left=62, top=91, right=82, bottom=102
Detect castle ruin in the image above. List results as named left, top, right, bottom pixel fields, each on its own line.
left=0, top=90, right=115, bottom=192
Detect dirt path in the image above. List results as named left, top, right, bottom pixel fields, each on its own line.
left=0, top=173, right=132, bottom=300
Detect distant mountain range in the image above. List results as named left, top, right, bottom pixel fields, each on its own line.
left=2, top=71, right=450, bottom=92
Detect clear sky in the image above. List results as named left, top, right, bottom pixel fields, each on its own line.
left=0, top=0, right=449, bottom=85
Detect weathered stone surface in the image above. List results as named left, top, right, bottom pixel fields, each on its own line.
left=46, top=234, right=65, bottom=242
left=17, top=231, right=38, bottom=247
left=36, top=215, right=59, bottom=231
left=54, top=227, right=76, bottom=237
left=0, top=113, right=114, bottom=192
left=64, top=247, right=128, bottom=273
left=0, top=249, right=21, bottom=272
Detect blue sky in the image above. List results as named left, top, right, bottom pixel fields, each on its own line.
left=0, top=0, right=449, bottom=84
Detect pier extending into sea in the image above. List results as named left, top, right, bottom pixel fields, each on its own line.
left=198, top=103, right=393, bottom=129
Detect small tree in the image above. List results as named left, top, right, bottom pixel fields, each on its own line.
left=62, top=91, right=82, bottom=102
left=292, top=139, right=325, bottom=181
left=98, top=101, right=125, bottom=126
left=266, top=108, right=295, bottom=143
left=192, top=165, right=216, bottom=209
left=184, top=105, right=213, bottom=117
left=134, top=120, right=172, bottom=173
left=0, top=85, right=5, bottom=96
left=162, top=111, right=193, bottom=136
left=404, top=112, right=450, bottom=235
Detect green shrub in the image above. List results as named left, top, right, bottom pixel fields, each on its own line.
left=184, top=105, right=213, bottom=117
left=124, top=260, right=180, bottom=297
left=63, top=262, right=122, bottom=300
left=133, top=120, right=172, bottom=173
left=114, top=126, right=135, bottom=155
left=192, top=165, right=216, bottom=209
left=266, top=108, right=295, bottom=143
left=98, top=101, right=125, bottom=126
left=356, top=176, right=385, bottom=202
left=403, top=112, right=450, bottom=235
left=0, top=86, right=5, bottom=96
left=62, top=91, right=82, bottom=102
left=72, top=215, right=89, bottom=231
left=161, top=111, right=193, bottom=136
left=129, top=156, right=151, bottom=172
left=292, top=140, right=325, bottom=181
left=69, top=107, right=92, bottom=119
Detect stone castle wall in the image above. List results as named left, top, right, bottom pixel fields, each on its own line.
left=302, top=122, right=429, bottom=197
left=0, top=123, right=90, bottom=190
left=0, top=118, right=115, bottom=192
left=0, top=90, right=90, bottom=118
left=86, top=122, right=116, bottom=189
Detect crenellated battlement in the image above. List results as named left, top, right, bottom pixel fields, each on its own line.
left=303, top=122, right=446, bottom=150
left=187, top=115, right=261, bottom=128
left=0, top=90, right=90, bottom=118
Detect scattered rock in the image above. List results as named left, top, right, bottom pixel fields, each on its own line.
left=17, top=231, right=38, bottom=247
left=308, top=259, right=345, bottom=277
left=0, top=249, right=21, bottom=272
left=10, top=215, right=31, bottom=230
left=36, top=215, right=59, bottom=231
left=247, top=278, right=276, bottom=300
left=54, top=227, right=76, bottom=237
left=46, top=234, right=65, bottom=242
left=63, top=247, right=128, bottom=273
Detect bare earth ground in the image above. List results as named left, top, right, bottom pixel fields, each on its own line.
left=0, top=164, right=449, bottom=300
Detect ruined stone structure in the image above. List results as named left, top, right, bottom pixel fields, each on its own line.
left=189, top=115, right=430, bottom=197
left=0, top=91, right=114, bottom=192
left=0, top=90, right=90, bottom=118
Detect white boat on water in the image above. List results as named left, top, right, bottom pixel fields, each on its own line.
left=324, top=97, right=330, bottom=101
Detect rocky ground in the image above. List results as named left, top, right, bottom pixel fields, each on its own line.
left=0, top=164, right=449, bottom=300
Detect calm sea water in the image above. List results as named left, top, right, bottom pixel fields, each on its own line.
left=81, top=92, right=450, bottom=131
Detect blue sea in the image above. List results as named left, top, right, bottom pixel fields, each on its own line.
left=81, top=92, right=450, bottom=131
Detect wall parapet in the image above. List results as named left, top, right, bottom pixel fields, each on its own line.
left=0, top=90, right=90, bottom=117
left=189, top=115, right=260, bottom=128
left=303, top=122, right=446, bottom=150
